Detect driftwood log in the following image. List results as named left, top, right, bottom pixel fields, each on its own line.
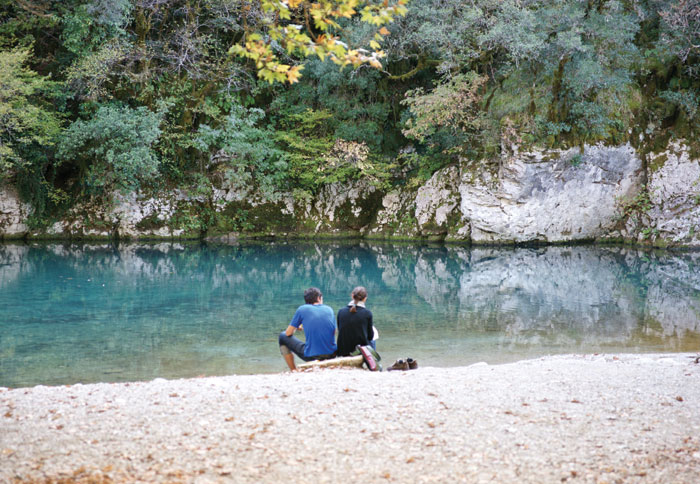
left=297, top=355, right=364, bottom=371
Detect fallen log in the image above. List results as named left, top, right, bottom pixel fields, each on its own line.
left=297, top=355, right=364, bottom=371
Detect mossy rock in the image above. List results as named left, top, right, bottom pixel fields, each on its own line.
left=648, top=153, right=669, bottom=174
left=135, top=213, right=167, bottom=231
left=330, top=189, right=385, bottom=231
left=215, top=200, right=298, bottom=235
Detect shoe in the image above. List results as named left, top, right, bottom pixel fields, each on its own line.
left=387, top=359, right=409, bottom=371
left=407, top=358, right=418, bottom=370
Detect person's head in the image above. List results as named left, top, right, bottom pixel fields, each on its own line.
left=304, top=287, right=323, bottom=304
left=350, top=286, right=368, bottom=312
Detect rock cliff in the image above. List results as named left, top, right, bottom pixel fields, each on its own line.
left=1, top=141, right=699, bottom=247
left=0, top=185, right=31, bottom=238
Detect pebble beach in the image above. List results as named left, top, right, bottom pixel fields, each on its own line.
left=2, top=353, right=699, bottom=483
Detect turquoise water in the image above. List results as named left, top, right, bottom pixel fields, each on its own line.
left=1, top=241, right=699, bottom=387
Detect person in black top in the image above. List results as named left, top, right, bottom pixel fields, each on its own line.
left=336, top=286, right=375, bottom=356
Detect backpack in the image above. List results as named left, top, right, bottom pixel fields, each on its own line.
left=356, top=345, right=382, bottom=371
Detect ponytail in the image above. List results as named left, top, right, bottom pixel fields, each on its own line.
left=349, top=286, right=367, bottom=314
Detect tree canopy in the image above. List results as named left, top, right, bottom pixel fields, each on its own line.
left=0, top=0, right=698, bottom=226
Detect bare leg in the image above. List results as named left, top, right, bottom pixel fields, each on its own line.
left=283, top=353, right=296, bottom=371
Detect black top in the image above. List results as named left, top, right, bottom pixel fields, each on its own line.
left=336, top=305, right=373, bottom=356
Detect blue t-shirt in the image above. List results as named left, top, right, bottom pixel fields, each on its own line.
left=290, top=304, right=337, bottom=357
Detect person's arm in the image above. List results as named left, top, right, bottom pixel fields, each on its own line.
left=287, top=308, right=303, bottom=336
left=367, top=311, right=374, bottom=341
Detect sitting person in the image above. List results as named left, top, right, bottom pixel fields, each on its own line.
left=336, top=286, right=377, bottom=357
left=278, top=287, right=337, bottom=371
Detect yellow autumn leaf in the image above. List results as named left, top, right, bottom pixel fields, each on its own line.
left=287, top=65, right=304, bottom=83
left=379, top=27, right=390, bottom=36
left=369, top=40, right=381, bottom=50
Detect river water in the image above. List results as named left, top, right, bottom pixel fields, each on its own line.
left=1, top=241, right=699, bottom=387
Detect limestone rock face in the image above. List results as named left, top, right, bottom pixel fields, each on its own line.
left=0, top=185, right=31, bottom=238
left=459, top=144, right=643, bottom=243
left=43, top=191, right=190, bottom=239
left=370, top=167, right=468, bottom=240
left=110, top=191, right=185, bottom=239
left=414, top=166, right=465, bottom=239
left=3, top=143, right=700, bottom=246
left=646, top=142, right=700, bottom=246
left=370, top=190, right=419, bottom=237
left=313, top=180, right=380, bottom=233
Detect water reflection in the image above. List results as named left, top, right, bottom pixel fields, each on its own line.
left=0, top=241, right=698, bottom=387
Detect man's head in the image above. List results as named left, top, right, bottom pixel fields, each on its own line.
left=304, top=287, right=323, bottom=304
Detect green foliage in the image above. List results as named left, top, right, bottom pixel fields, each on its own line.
left=275, top=106, right=396, bottom=195
left=57, top=104, right=163, bottom=195
left=499, top=0, right=638, bottom=145
left=402, top=72, right=486, bottom=157
left=388, top=0, right=641, bottom=147
left=61, top=1, right=131, bottom=57
left=270, top=57, right=394, bottom=151
left=618, top=186, right=654, bottom=221
left=65, top=39, right=128, bottom=100
left=383, top=0, right=484, bottom=69
left=659, top=89, right=699, bottom=120
left=659, top=0, right=700, bottom=78
left=2, top=0, right=700, bottom=232
left=274, top=108, right=336, bottom=196
left=0, top=46, right=62, bottom=184
left=397, top=150, right=450, bottom=186
left=195, top=103, right=287, bottom=200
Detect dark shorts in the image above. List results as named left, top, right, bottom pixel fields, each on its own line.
left=278, top=332, right=335, bottom=361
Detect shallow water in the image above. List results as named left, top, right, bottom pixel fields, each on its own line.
left=1, top=241, right=699, bottom=387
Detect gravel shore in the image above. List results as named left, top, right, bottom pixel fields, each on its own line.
left=2, top=353, right=699, bottom=483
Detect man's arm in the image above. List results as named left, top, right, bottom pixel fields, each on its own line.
left=287, top=308, right=303, bottom=336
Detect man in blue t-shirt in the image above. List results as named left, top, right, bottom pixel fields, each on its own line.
left=278, top=287, right=337, bottom=370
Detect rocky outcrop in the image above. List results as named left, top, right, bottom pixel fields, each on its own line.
left=36, top=192, right=189, bottom=239
left=109, top=192, right=185, bottom=238
left=0, top=185, right=31, bottom=238
left=370, top=189, right=419, bottom=238
left=371, top=143, right=645, bottom=244
left=312, top=180, right=381, bottom=233
left=1, top=141, right=699, bottom=246
left=459, top=144, right=643, bottom=243
left=644, top=142, right=700, bottom=246
left=414, top=166, right=466, bottom=240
